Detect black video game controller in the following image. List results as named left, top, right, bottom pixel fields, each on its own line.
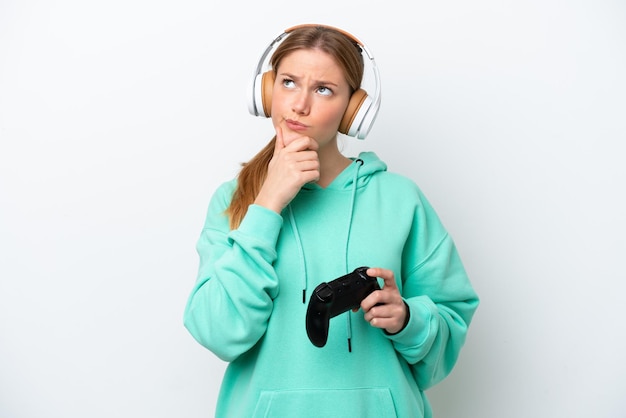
left=306, top=266, right=381, bottom=347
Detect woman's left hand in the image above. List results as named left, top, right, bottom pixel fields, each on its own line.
left=359, top=267, right=408, bottom=335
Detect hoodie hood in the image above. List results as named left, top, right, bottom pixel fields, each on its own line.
left=301, top=151, right=388, bottom=192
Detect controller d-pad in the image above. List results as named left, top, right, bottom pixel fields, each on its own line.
left=316, top=284, right=333, bottom=301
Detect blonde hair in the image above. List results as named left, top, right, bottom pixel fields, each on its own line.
left=226, top=26, right=364, bottom=229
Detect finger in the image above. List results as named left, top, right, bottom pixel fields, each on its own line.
left=367, top=267, right=397, bottom=291
left=283, top=135, right=319, bottom=154
left=360, top=291, right=383, bottom=312
left=277, top=122, right=305, bottom=147
left=304, top=135, right=319, bottom=151
left=368, top=316, right=399, bottom=331
left=364, top=301, right=407, bottom=334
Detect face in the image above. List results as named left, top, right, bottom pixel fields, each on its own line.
left=271, top=48, right=352, bottom=148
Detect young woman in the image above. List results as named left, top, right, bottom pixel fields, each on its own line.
left=184, top=24, right=479, bottom=418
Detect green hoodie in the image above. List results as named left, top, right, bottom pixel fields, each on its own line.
left=184, top=151, right=479, bottom=418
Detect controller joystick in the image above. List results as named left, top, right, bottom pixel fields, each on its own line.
left=305, top=266, right=381, bottom=347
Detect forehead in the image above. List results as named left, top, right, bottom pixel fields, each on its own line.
left=277, top=49, right=346, bottom=81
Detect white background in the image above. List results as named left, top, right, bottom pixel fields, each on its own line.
left=1, top=1, right=625, bottom=417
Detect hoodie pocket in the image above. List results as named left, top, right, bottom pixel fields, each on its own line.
left=252, top=387, right=398, bottom=418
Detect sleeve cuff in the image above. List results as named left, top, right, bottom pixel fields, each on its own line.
left=385, top=296, right=437, bottom=348
left=236, top=204, right=284, bottom=247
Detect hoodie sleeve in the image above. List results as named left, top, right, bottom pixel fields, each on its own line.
left=183, top=181, right=283, bottom=362
left=385, top=187, right=479, bottom=390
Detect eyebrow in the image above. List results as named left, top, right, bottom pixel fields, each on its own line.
left=278, top=72, right=340, bottom=88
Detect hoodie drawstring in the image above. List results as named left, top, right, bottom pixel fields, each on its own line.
left=288, top=205, right=308, bottom=304
left=345, top=158, right=363, bottom=352
left=290, top=158, right=364, bottom=352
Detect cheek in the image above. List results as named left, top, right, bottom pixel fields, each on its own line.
left=270, top=93, right=283, bottom=128
left=322, top=105, right=347, bottom=130
left=269, top=82, right=284, bottom=119
left=327, top=96, right=351, bottom=126
left=270, top=97, right=280, bottom=121
left=271, top=112, right=281, bottom=129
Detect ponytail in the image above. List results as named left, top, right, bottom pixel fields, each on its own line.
left=226, top=136, right=276, bottom=229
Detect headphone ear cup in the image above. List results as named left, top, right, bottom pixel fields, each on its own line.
left=248, top=70, right=275, bottom=117
left=339, top=89, right=369, bottom=136
left=260, top=70, right=274, bottom=117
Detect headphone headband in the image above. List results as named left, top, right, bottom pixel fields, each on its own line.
left=285, top=24, right=363, bottom=49
left=247, top=24, right=381, bottom=139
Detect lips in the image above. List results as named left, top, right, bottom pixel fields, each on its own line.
left=285, top=119, right=308, bottom=132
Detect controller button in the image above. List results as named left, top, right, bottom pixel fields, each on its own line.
left=317, top=284, right=333, bottom=301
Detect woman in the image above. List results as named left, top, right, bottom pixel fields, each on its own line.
left=184, top=24, right=479, bottom=418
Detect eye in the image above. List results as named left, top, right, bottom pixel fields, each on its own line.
left=282, top=78, right=295, bottom=89
left=317, top=86, right=333, bottom=96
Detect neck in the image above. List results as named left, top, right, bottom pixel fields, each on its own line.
left=316, top=141, right=352, bottom=188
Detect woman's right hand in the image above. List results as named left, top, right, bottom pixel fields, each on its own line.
left=254, top=126, right=320, bottom=214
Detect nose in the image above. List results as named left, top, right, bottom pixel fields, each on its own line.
left=291, top=90, right=311, bottom=115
